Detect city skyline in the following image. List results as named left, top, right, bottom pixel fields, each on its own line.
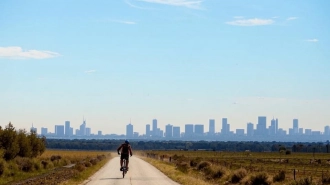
left=23, top=116, right=330, bottom=137
left=1, top=0, right=329, bottom=134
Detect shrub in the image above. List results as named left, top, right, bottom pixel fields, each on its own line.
left=90, top=158, right=100, bottom=165
left=205, top=166, right=227, bottom=179
left=231, top=168, right=248, bottom=183
left=0, top=159, right=6, bottom=176
left=41, top=160, right=48, bottom=169
left=75, top=163, right=86, bottom=172
left=50, top=155, right=62, bottom=162
left=322, top=172, right=330, bottom=184
left=250, top=172, right=271, bottom=185
left=289, top=177, right=315, bottom=185
left=97, top=154, right=106, bottom=161
left=176, top=162, right=189, bottom=173
left=286, top=150, right=291, bottom=155
left=84, top=161, right=92, bottom=167
left=273, top=170, right=286, bottom=182
left=197, top=161, right=212, bottom=171
left=16, top=157, right=33, bottom=172
left=32, top=159, right=41, bottom=171
left=190, top=157, right=202, bottom=167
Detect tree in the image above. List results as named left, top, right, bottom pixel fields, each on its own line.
left=17, top=129, right=32, bottom=157
left=0, top=122, right=20, bottom=160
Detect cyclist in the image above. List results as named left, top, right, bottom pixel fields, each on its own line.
left=117, top=140, right=133, bottom=171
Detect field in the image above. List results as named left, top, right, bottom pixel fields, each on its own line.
left=0, top=150, right=111, bottom=185
left=139, top=150, right=330, bottom=185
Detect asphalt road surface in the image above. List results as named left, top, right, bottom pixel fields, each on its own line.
left=85, top=156, right=180, bottom=185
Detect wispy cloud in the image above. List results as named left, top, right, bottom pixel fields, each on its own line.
left=85, top=70, right=96, bottom=74
left=124, top=0, right=152, bottom=9
left=287, top=17, right=298, bottom=21
left=306, top=39, right=319, bottom=42
left=226, top=18, right=274, bottom=26
left=0, top=46, right=60, bottom=59
left=137, top=0, right=204, bottom=9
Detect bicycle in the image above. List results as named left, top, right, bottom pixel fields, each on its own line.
left=122, top=158, right=128, bottom=178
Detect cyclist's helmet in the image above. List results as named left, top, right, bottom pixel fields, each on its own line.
left=125, top=140, right=129, bottom=144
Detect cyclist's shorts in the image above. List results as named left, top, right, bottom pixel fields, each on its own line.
left=121, top=154, right=129, bottom=161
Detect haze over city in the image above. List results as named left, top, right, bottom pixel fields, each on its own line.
left=1, top=0, right=329, bottom=136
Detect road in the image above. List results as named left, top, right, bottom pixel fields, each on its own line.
left=84, top=156, right=180, bottom=185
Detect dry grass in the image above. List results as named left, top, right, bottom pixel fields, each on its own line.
left=0, top=150, right=111, bottom=185
left=142, top=157, right=212, bottom=185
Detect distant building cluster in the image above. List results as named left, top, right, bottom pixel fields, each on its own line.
left=125, top=117, right=330, bottom=142
left=32, top=116, right=330, bottom=141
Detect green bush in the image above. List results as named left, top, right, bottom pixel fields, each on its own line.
left=0, top=158, right=6, bottom=176
left=84, top=161, right=92, bottom=167
left=231, top=168, right=248, bottom=183
left=90, top=158, right=100, bottom=165
left=273, top=170, right=286, bottom=182
left=75, top=163, right=86, bottom=172
left=205, top=166, right=227, bottom=179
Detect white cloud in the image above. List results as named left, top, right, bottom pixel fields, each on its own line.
left=113, top=20, right=137, bottom=24
left=226, top=18, right=274, bottom=26
left=287, top=17, right=298, bottom=21
left=85, top=70, right=96, bottom=74
left=137, top=0, right=203, bottom=9
left=0, top=46, right=60, bottom=59
left=272, top=16, right=279, bottom=19
left=306, top=39, right=318, bottom=42
left=124, top=0, right=152, bottom=9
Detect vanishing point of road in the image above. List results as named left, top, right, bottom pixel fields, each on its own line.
left=84, top=156, right=180, bottom=185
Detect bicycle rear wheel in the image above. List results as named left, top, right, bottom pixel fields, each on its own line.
left=122, top=159, right=126, bottom=178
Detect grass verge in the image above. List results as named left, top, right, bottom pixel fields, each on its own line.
left=60, top=153, right=113, bottom=185
left=141, top=157, right=212, bottom=185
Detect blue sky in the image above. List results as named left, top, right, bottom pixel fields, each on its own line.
left=1, top=0, right=329, bottom=135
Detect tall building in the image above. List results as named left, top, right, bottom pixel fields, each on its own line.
left=126, top=123, right=133, bottom=138
left=55, top=125, right=65, bottom=137
left=275, top=118, right=279, bottom=133
left=165, top=124, right=173, bottom=138
left=173, top=126, right=180, bottom=138
left=270, top=118, right=276, bottom=135
left=65, top=121, right=70, bottom=136
left=98, top=131, right=102, bottom=136
left=209, top=119, right=215, bottom=135
left=194, top=124, right=204, bottom=136
left=256, top=116, right=267, bottom=136
left=152, top=119, right=157, bottom=137
left=30, top=123, right=37, bottom=133
left=86, top=127, right=91, bottom=136
left=79, top=119, right=86, bottom=136
left=247, top=123, right=254, bottom=136
left=146, top=124, right=151, bottom=137
left=41, top=127, right=48, bottom=135
left=221, top=118, right=229, bottom=135
left=185, top=124, right=194, bottom=137
left=324, top=126, right=330, bottom=135
left=293, top=119, right=299, bottom=134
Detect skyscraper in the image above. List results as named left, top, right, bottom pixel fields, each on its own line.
left=126, top=123, right=133, bottom=138
left=324, top=126, right=330, bottom=135
left=293, top=119, right=299, bottom=134
left=65, top=121, right=70, bottom=136
left=194, top=124, right=204, bottom=136
left=41, top=127, right=48, bottom=136
left=256, top=116, right=267, bottom=136
left=86, top=127, right=91, bottom=136
left=221, top=118, right=229, bottom=135
left=270, top=118, right=276, bottom=135
left=247, top=123, right=254, bottom=136
left=209, top=119, right=215, bottom=135
left=80, top=119, right=86, bottom=136
left=55, top=125, right=65, bottom=137
left=185, top=124, right=194, bottom=137
left=146, top=124, right=151, bottom=137
left=173, top=126, right=180, bottom=138
left=165, top=124, right=173, bottom=138
left=152, top=119, right=157, bottom=137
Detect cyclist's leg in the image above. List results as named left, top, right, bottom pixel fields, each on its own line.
left=126, top=155, right=129, bottom=170
left=120, top=155, right=124, bottom=170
